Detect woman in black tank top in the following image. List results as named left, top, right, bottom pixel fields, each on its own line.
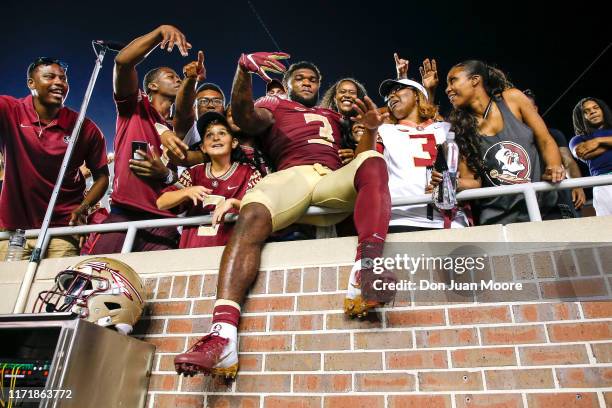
left=443, top=60, right=565, bottom=225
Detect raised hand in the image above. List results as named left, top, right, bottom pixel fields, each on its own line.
left=183, top=50, right=206, bottom=82
left=394, top=53, right=409, bottom=80
left=353, top=96, right=390, bottom=130
left=238, top=51, right=290, bottom=82
left=159, top=25, right=192, bottom=57
left=419, top=58, right=439, bottom=91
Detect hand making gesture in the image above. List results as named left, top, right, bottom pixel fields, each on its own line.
left=238, top=51, right=290, bottom=82
left=394, top=52, right=409, bottom=80
left=419, top=58, right=439, bottom=91
left=183, top=50, right=206, bottom=82
left=158, top=24, right=192, bottom=56
left=353, top=96, right=390, bottom=130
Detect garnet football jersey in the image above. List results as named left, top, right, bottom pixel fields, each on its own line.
left=164, top=162, right=261, bottom=248
left=111, top=91, right=174, bottom=217
left=255, top=96, right=343, bottom=171
left=379, top=121, right=467, bottom=228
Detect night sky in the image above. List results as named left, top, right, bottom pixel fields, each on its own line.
left=1, top=0, right=609, bottom=152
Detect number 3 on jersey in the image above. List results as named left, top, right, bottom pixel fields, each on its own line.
left=410, top=134, right=437, bottom=167
left=304, top=113, right=334, bottom=147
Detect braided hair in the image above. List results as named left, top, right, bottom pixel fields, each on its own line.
left=572, top=97, right=612, bottom=136
left=447, top=60, right=513, bottom=175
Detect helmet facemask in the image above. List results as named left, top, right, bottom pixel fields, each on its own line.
left=35, top=270, right=110, bottom=317
left=34, top=257, right=144, bottom=335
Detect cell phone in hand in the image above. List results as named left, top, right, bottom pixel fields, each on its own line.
left=132, top=141, right=148, bottom=160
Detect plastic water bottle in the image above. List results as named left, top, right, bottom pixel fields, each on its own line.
left=435, top=132, right=459, bottom=210
left=5, top=229, right=26, bottom=261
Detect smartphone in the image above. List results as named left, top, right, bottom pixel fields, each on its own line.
left=132, top=141, right=148, bottom=160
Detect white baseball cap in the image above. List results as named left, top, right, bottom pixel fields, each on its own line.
left=379, top=78, right=429, bottom=102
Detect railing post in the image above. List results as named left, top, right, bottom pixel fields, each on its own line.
left=121, top=226, right=138, bottom=254
left=524, top=187, right=542, bottom=221
left=316, top=226, right=337, bottom=239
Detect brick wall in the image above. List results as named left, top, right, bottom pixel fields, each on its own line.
left=2, top=218, right=612, bottom=407
left=137, top=245, right=612, bottom=408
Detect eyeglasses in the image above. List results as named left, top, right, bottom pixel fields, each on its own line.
left=31, top=57, right=69, bottom=71
left=196, top=97, right=224, bottom=107
left=385, top=85, right=412, bottom=102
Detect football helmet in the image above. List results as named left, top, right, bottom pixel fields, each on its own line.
left=34, top=257, right=145, bottom=334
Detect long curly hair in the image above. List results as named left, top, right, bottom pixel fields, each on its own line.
left=572, top=97, right=612, bottom=136
left=320, top=78, right=368, bottom=115
left=447, top=60, right=513, bottom=175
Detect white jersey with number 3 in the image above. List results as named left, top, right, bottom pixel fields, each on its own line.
left=379, top=121, right=467, bottom=228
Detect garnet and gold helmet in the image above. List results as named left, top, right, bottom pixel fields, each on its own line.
left=34, top=257, right=145, bottom=334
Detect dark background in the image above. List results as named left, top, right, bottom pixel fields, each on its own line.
left=1, top=0, right=609, bottom=152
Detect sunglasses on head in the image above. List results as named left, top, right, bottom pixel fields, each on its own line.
left=32, top=57, right=69, bottom=71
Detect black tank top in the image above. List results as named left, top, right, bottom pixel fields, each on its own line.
left=477, top=97, right=557, bottom=225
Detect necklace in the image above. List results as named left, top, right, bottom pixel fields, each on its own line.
left=34, top=111, right=44, bottom=138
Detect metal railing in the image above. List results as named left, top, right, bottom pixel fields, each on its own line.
left=2, top=174, right=612, bottom=256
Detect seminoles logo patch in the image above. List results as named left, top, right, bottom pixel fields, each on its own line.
left=484, top=141, right=531, bottom=185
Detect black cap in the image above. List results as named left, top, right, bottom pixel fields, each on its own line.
left=196, top=111, right=231, bottom=137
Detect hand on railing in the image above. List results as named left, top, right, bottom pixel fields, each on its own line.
left=541, top=165, right=565, bottom=183
left=211, top=198, right=240, bottom=227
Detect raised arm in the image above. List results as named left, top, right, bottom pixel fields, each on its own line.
left=174, top=50, right=206, bottom=139
left=114, top=25, right=192, bottom=99
left=231, top=51, right=289, bottom=135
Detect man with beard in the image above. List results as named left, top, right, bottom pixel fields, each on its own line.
left=172, top=52, right=396, bottom=378
left=87, top=25, right=192, bottom=254
left=0, top=57, right=108, bottom=259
